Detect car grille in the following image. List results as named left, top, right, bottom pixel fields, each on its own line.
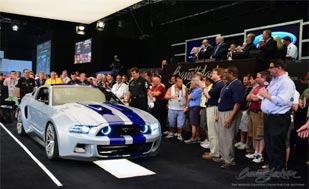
left=97, top=125, right=150, bottom=136
left=97, top=143, right=153, bottom=156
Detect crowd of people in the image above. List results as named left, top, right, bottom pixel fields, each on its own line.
left=163, top=59, right=308, bottom=172
left=0, top=30, right=308, bottom=176
left=190, top=30, right=298, bottom=73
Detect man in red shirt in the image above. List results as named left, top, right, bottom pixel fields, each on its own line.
left=245, top=71, right=270, bottom=163
left=149, top=75, right=167, bottom=128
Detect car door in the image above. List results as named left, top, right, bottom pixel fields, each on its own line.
left=29, top=87, right=54, bottom=138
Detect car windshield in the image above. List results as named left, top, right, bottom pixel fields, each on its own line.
left=52, top=87, right=107, bottom=106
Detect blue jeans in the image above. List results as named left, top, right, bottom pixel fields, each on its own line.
left=168, top=109, right=186, bottom=128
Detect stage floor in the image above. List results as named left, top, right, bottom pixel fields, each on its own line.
left=1, top=121, right=308, bottom=189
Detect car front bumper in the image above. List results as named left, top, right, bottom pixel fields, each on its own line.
left=58, top=133, right=161, bottom=160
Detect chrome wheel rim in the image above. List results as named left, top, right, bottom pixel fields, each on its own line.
left=45, top=124, right=55, bottom=157
left=16, top=111, right=22, bottom=134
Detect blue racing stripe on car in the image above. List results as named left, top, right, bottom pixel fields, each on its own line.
left=104, top=103, right=145, bottom=126
left=82, top=104, right=124, bottom=125
left=108, top=136, right=126, bottom=145
left=132, top=135, right=146, bottom=144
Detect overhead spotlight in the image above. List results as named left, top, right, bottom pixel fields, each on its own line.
left=76, top=24, right=85, bottom=35
left=12, top=24, right=19, bottom=31
left=96, top=20, right=105, bottom=31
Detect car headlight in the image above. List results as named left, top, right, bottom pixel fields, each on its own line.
left=140, top=125, right=149, bottom=134
left=101, top=126, right=112, bottom=135
left=149, top=122, right=160, bottom=135
left=69, top=125, right=94, bottom=134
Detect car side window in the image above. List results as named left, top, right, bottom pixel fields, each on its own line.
left=35, top=88, right=49, bottom=104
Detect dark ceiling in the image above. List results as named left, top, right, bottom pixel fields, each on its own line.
left=0, top=1, right=308, bottom=40
left=0, top=0, right=308, bottom=70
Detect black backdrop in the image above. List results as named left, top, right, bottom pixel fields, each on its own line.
left=162, top=59, right=309, bottom=93
left=0, top=1, right=308, bottom=77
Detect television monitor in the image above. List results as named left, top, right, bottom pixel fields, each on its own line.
left=74, top=38, right=92, bottom=64
left=36, top=40, right=51, bottom=74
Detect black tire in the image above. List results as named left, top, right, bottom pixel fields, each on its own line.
left=150, top=148, right=160, bottom=157
left=16, top=110, right=26, bottom=136
left=2, top=110, right=13, bottom=123
left=45, top=123, right=59, bottom=160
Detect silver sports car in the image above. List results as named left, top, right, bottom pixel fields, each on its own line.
left=17, top=85, right=161, bottom=160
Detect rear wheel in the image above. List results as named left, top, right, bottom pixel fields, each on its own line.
left=16, top=110, right=25, bottom=136
left=45, top=123, right=59, bottom=160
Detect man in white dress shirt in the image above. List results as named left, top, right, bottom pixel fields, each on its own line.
left=111, top=74, right=128, bottom=103
left=282, top=36, right=298, bottom=60
left=3, top=70, right=19, bottom=105
left=60, top=69, right=71, bottom=84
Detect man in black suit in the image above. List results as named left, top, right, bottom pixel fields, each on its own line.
left=235, top=33, right=257, bottom=59
left=198, top=39, right=214, bottom=60
left=243, top=33, right=257, bottom=55
left=109, top=55, right=123, bottom=76
left=212, top=36, right=228, bottom=61
left=256, top=30, right=277, bottom=71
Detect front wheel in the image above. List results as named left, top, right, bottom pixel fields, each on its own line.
left=45, top=123, right=59, bottom=160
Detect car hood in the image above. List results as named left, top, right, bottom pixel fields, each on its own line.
left=57, top=102, right=155, bottom=126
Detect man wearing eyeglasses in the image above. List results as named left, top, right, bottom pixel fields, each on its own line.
left=259, top=59, right=296, bottom=173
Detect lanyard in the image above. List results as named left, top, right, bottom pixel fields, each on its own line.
left=24, top=78, right=30, bottom=87
left=116, top=83, right=123, bottom=92
left=175, top=86, right=183, bottom=98
left=220, top=79, right=238, bottom=98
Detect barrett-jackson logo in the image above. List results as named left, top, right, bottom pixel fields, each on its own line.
left=169, top=65, right=215, bottom=85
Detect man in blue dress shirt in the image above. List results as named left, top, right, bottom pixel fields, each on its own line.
left=259, top=59, right=296, bottom=171
left=185, top=78, right=202, bottom=144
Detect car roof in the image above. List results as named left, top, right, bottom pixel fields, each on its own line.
left=42, top=84, right=94, bottom=89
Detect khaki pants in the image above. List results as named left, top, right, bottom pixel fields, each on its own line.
left=218, top=110, right=242, bottom=164
left=206, top=106, right=219, bottom=157
left=248, top=111, right=264, bottom=140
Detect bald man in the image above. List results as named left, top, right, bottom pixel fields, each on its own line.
left=149, top=75, right=167, bottom=129
left=212, top=36, right=228, bottom=61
